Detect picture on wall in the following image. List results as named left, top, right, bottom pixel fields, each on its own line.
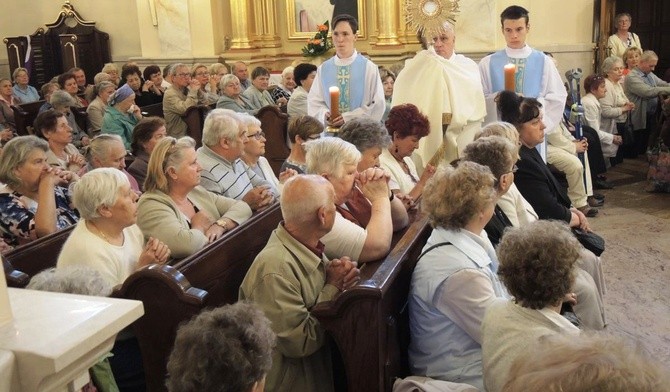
left=287, top=0, right=365, bottom=39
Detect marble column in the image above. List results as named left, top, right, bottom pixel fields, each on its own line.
left=252, top=0, right=281, bottom=48
left=374, top=0, right=401, bottom=46
left=230, top=0, right=254, bottom=49
left=155, top=0, right=193, bottom=56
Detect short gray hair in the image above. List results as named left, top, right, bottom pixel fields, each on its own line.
left=12, top=67, right=28, bottom=81
left=93, top=72, right=112, bottom=85
left=305, top=137, right=361, bottom=178
left=166, top=302, right=275, bottom=392
left=27, top=266, right=113, bottom=296
left=202, top=109, right=241, bottom=147
left=338, top=118, right=391, bottom=152
left=95, top=81, right=116, bottom=99
left=601, top=56, right=624, bottom=74
left=0, top=135, right=49, bottom=189
left=209, top=63, right=228, bottom=75
left=102, top=63, right=119, bottom=74
left=462, top=136, right=517, bottom=179
left=236, top=112, right=262, bottom=129
left=476, top=121, right=520, bottom=160
left=72, top=168, right=130, bottom=220
left=640, top=50, right=659, bottom=63
left=86, top=134, right=124, bottom=164
left=220, top=74, right=240, bottom=91
left=170, top=63, right=189, bottom=77
left=282, top=66, right=295, bottom=78
left=50, top=89, right=77, bottom=108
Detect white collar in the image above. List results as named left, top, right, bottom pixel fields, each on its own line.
left=504, top=45, right=532, bottom=58
left=333, top=50, right=358, bottom=66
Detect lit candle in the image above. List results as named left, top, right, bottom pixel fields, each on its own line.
left=329, top=86, right=340, bottom=119
left=504, top=63, right=516, bottom=92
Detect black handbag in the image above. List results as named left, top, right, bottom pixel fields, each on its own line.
left=617, top=120, right=635, bottom=147
left=572, top=228, right=605, bottom=256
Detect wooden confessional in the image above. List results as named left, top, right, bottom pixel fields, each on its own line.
left=3, top=1, right=111, bottom=88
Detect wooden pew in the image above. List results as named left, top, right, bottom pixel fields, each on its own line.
left=72, top=106, right=88, bottom=134
left=114, top=203, right=283, bottom=392
left=2, top=225, right=75, bottom=287
left=183, top=105, right=212, bottom=148
left=256, top=105, right=290, bottom=176
left=3, top=255, right=30, bottom=288
left=12, top=100, right=46, bottom=136
left=313, top=214, right=432, bottom=392
left=140, top=103, right=164, bottom=118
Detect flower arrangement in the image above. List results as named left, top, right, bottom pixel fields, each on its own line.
left=301, top=21, right=334, bottom=57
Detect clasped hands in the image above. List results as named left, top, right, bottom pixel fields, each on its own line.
left=357, top=167, right=391, bottom=202
left=242, top=185, right=275, bottom=210
left=326, top=256, right=361, bottom=291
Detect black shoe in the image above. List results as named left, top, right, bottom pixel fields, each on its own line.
left=594, top=179, right=614, bottom=190
left=592, top=193, right=605, bottom=201
left=588, top=196, right=604, bottom=207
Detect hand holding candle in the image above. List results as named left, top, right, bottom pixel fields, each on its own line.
left=329, top=86, right=340, bottom=120
left=504, top=63, right=516, bottom=92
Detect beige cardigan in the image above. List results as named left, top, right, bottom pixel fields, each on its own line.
left=137, top=185, right=252, bottom=258
left=481, top=299, right=579, bottom=392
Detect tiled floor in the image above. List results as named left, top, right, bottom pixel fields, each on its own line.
left=587, top=157, right=670, bottom=366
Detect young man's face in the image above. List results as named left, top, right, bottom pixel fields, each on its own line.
left=502, top=18, right=529, bottom=49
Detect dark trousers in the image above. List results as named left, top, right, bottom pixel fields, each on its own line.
left=631, top=112, right=658, bottom=156
left=109, top=337, right=146, bottom=392
left=582, top=125, right=607, bottom=178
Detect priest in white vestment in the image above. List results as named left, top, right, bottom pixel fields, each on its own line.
left=392, top=22, right=486, bottom=169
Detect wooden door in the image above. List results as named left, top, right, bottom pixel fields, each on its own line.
left=611, top=0, right=670, bottom=78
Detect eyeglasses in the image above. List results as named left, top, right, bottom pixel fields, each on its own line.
left=176, top=73, right=190, bottom=78
left=248, top=131, right=266, bottom=140
left=195, top=72, right=210, bottom=77
left=509, top=164, right=519, bottom=173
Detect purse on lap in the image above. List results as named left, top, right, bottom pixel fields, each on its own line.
left=572, top=228, right=605, bottom=256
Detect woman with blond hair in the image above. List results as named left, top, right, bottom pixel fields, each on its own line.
left=137, top=136, right=251, bottom=257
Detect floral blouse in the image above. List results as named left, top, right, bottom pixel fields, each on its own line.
left=0, top=185, right=79, bottom=247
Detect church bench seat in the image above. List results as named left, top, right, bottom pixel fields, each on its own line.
left=113, top=202, right=283, bottom=392
left=313, top=213, right=432, bottom=392
left=140, top=103, right=164, bottom=118
left=12, top=100, right=46, bottom=136
left=255, top=105, right=290, bottom=176
left=2, top=225, right=75, bottom=287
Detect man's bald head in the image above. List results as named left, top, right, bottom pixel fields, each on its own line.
left=232, top=61, right=249, bottom=82
left=281, top=175, right=335, bottom=228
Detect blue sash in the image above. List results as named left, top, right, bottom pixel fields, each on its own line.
left=320, top=55, right=367, bottom=112
left=490, top=49, right=545, bottom=98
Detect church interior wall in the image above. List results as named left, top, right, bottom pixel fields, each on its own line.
left=1, top=0, right=595, bottom=82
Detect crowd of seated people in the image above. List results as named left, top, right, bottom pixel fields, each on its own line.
left=4, top=26, right=670, bottom=392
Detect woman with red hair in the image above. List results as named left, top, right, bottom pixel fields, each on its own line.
left=380, top=103, right=435, bottom=204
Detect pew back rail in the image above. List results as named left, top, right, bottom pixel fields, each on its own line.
left=313, top=215, right=432, bottom=392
